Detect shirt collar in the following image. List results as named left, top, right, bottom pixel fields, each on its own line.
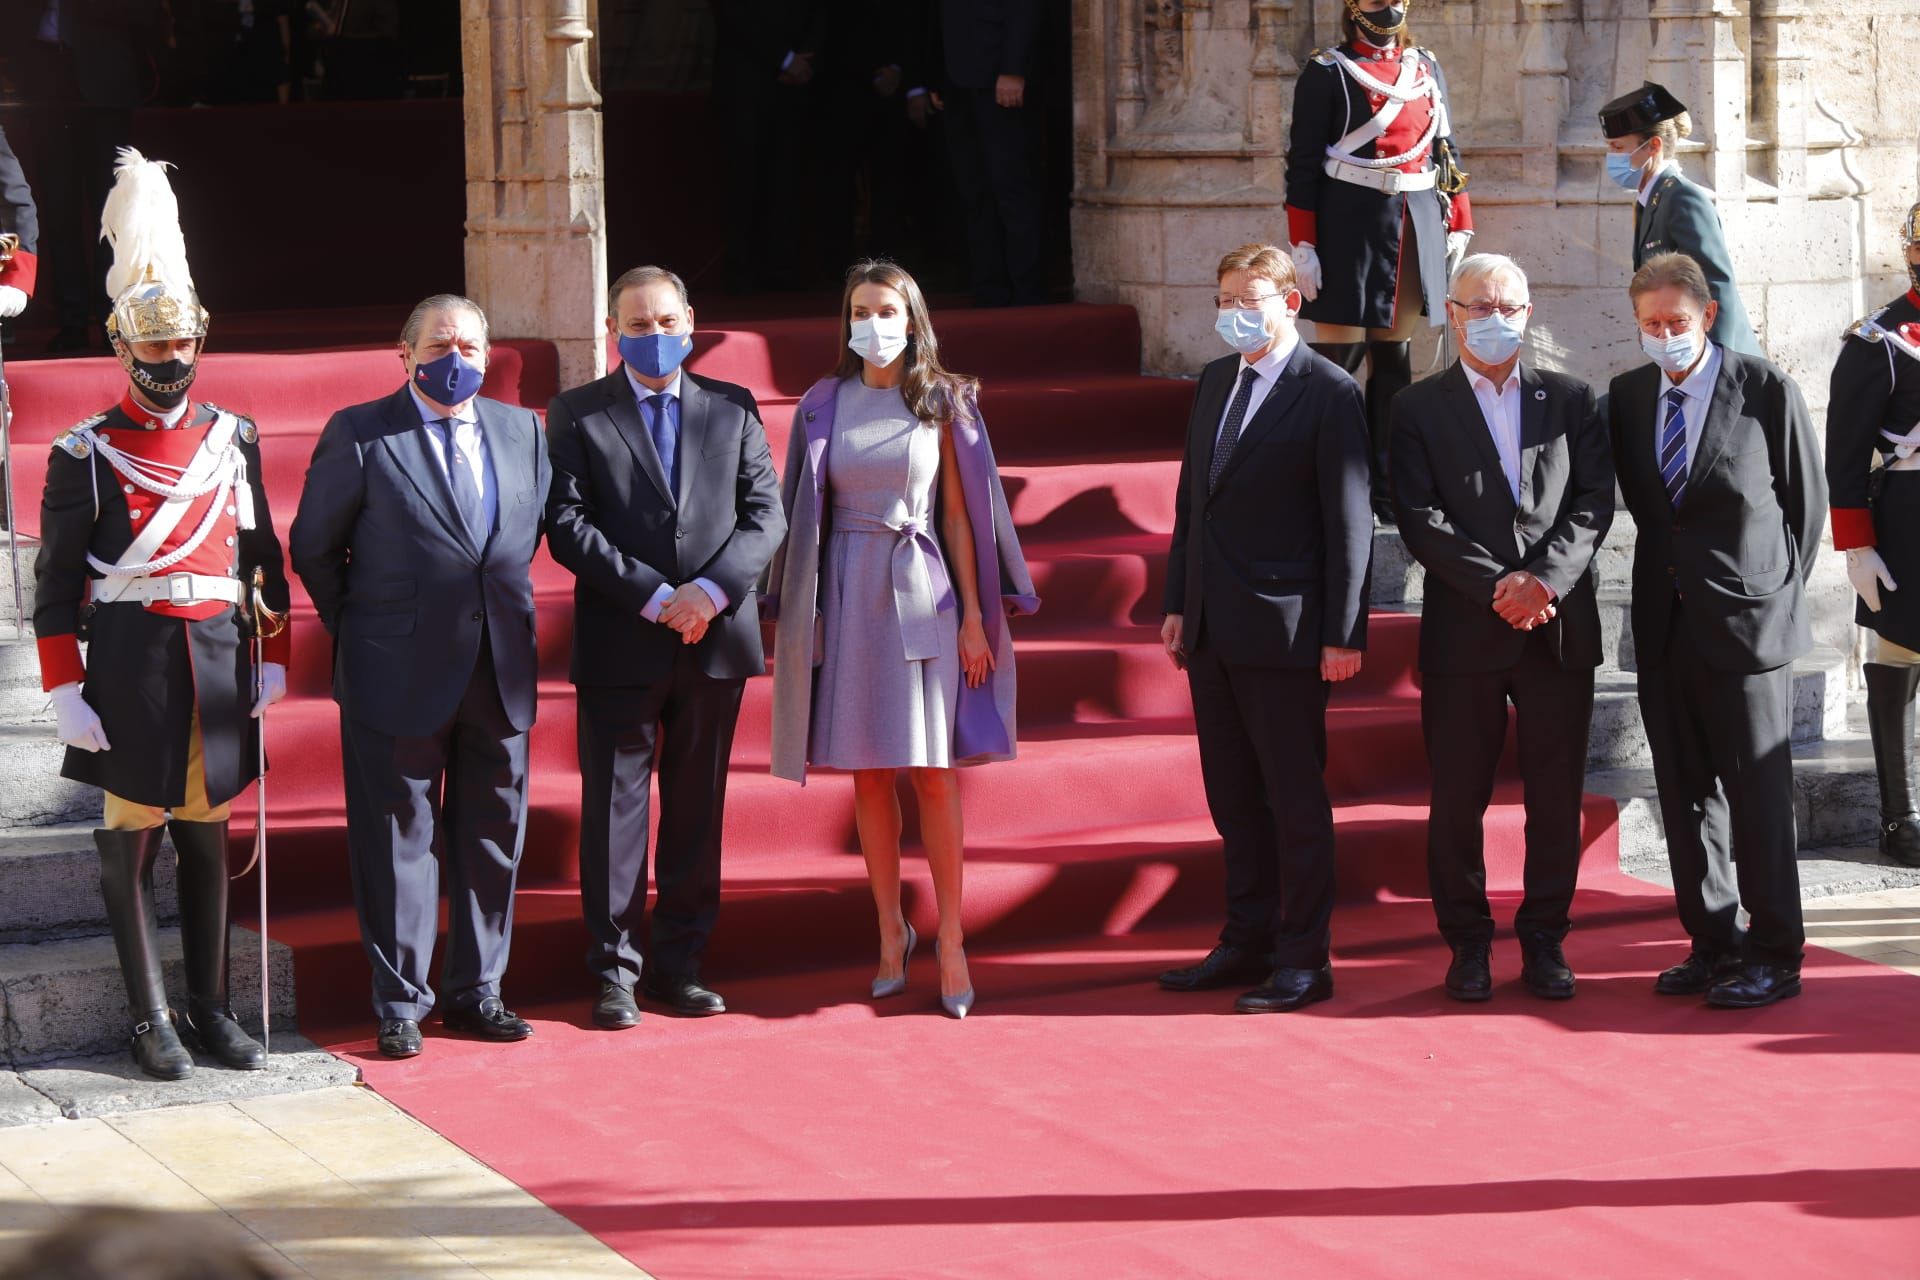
left=1669, top=340, right=1721, bottom=402
left=1464, top=362, right=1522, bottom=397
left=1637, top=161, right=1673, bottom=208
left=625, top=366, right=684, bottom=405
left=1239, top=330, right=1298, bottom=384
left=409, top=384, right=476, bottom=427
left=118, top=390, right=191, bottom=429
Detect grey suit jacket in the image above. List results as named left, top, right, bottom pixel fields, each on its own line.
left=1634, top=168, right=1761, bottom=356
left=1390, top=362, right=1616, bottom=675
left=289, top=387, right=552, bottom=738
left=1609, top=349, right=1825, bottom=674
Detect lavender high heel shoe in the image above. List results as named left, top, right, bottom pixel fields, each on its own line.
left=935, top=940, right=975, bottom=1019
left=871, top=921, right=918, bottom=1000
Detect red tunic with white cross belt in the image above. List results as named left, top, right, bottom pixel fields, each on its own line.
left=1283, top=41, right=1473, bottom=330
left=33, top=394, right=293, bottom=809
left=1827, top=289, right=1920, bottom=649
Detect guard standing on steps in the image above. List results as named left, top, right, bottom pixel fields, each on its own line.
left=1284, top=0, right=1473, bottom=522
left=32, top=150, right=292, bottom=1082
left=1826, top=200, right=1920, bottom=869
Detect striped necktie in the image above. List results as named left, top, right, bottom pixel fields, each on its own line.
left=1658, top=388, right=1688, bottom=509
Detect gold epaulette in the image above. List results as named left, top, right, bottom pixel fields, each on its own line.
left=201, top=403, right=258, bottom=443
left=1308, top=47, right=1336, bottom=66
left=51, top=414, right=106, bottom=459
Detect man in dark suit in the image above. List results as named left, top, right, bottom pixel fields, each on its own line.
left=1158, top=242, right=1372, bottom=1013
left=934, top=0, right=1044, bottom=306
left=0, top=125, right=38, bottom=323
left=545, top=266, right=784, bottom=1027
left=290, top=294, right=552, bottom=1059
left=1391, top=253, right=1615, bottom=1002
left=1610, top=252, right=1825, bottom=1009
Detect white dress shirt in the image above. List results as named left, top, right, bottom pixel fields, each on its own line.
left=1465, top=363, right=1523, bottom=504
left=622, top=365, right=730, bottom=621
left=1637, top=160, right=1674, bottom=208
left=408, top=385, right=498, bottom=537
left=1214, top=329, right=1300, bottom=448
left=1652, top=339, right=1721, bottom=475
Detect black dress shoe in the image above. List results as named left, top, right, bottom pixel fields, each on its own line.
left=1157, top=943, right=1269, bottom=992
left=1234, top=964, right=1334, bottom=1013
left=182, top=1002, right=267, bottom=1069
left=130, top=1011, right=194, bottom=1081
left=377, top=1018, right=423, bottom=1059
left=443, top=997, right=534, bottom=1040
left=592, top=981, right=642, bottom=1029
left=1706, top=963, right=1802, bottom=1009
left=1444, top=941, right=1493, bottom=1002
left=643, top=974, right=726, bottom=1016
left=1520, top=933, right=1576, bottom=1000
left=1654, top=948, right=1740, bottom=996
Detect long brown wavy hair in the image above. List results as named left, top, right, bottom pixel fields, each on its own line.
left=831, top=259, right=978, bottom=427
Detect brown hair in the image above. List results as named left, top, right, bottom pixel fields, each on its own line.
left=831, top=259, right=978, bottom=427
left=1216, top=243, right=1298, bottom=291
left=1341, top=4, right=1415, bottom=49
left=1629, top=251, right=1713, bottom=311
left=609, top=265, right=690, bottom=318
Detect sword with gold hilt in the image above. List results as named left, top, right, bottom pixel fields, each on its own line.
left=234, top=565, right=287, bottom=1052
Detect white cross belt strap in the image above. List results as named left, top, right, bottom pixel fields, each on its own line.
left=89, top=409, right=241, bottom=605
left=1326, top=49, right=1427, bottom=156
left=98, top=572, right=247, bottom=606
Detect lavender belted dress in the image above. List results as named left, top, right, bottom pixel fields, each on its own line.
left=810, top=379, right=959, bottom=769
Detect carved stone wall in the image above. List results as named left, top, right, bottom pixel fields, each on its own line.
left=461, top=0, right=609, bottom=389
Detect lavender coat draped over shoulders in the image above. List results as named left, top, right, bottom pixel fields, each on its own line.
left=764, top=376, right=1039, bottom=784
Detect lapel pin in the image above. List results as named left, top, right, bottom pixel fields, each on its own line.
left=805, top=411, right=816, bottom=422
left=1535, top=389, right=1547, bottom=400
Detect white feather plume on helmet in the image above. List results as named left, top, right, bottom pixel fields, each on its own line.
left=100, top=147, right=208, bottom=348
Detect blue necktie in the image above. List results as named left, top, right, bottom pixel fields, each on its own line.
left=434, top=417, right=486, bottom=546
left=1209, top=367, right=1261, bottom=491
left=644, top=393, right=678, bottom=491
left=1658, top=388, right=1687, bottom=509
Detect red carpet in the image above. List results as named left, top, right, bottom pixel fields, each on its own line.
left=11, top=306, right=1920, bottom=1274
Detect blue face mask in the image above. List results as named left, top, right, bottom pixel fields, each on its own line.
left=1462, top=312, right=1526, bottom=365
left=618, top=331, right=694, bottom=379
left=412, top=348, right=485, bottom=405
left=1640, top=328, right=1700, bottom=374
left=1606, top=140, right=1652, bottom=190
left=1215, top=306, right=1276, bottom=355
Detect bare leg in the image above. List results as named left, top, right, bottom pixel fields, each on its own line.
left=910, top=767, right=971, bottom=997
left=854, top=769, right=911, bottom=984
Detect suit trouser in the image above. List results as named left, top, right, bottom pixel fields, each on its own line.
left=1422, top=629, right=1593, bottom=948
left=339, top=643, right=529, bottom=1021
left=577, top=650, right=745, bottom=986
left=1636, top=599, right=1804, bottom=965
left=1188, top=640, right=1336, bottom=969
left=942, top=85, right=1044, bottom=307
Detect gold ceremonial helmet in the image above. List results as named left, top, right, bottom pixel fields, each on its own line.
left=1344, top=0, right=1412, bottom=40
left=99, top=149, right=210, bottom=349
left=106, top=269, right=210, bottom=347
left=1903, top=201, right=1920, bottom=249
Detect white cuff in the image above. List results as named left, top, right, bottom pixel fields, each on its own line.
left=640, top=582, right=675, bottom=622
left=781, top=50, right=796, bottom=71
left=693, top=578, right=729, bottom=613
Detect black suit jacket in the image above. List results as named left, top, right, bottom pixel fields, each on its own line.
left=544, top=369, right=785, bottom=687
left=938, top=0, right=1040, bottom=89
left=1164, top=343, right=1372, bottom=668
left=1391, top=363, right=1615, bottom=675
left=1609, top=348, right=1826, bottom=674
left=1634, top=169, right=1761, bottom=356
left=289, top=388, right=552, bottom=738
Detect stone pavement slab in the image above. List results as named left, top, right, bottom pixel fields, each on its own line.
left=18, top=1032, right=358, bottom=1121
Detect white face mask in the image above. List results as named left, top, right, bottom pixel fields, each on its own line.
left=1640, top=328, right=1699, bottom=375
left=848, top=315, right=910, bottom=368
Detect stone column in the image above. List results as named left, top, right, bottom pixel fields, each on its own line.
left=461, top=0, right=609, bottom=389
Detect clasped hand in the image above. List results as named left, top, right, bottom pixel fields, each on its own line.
left=1492, top=570, right=1554, bottom=631
left=657, top=583, right=717, bottom=645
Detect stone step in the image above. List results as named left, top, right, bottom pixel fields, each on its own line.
left=0, top=823, right=179, bottom=942
left=0, top=924, right=295, bottom=1067
left=0, top=635, right=41, bottom=692
left=2, top=1033, right=357, bottom=1125
left=0, top=534, right=33, bottom=638
left=1583, top=645, right=1847, bottom=772
left=0, top=717, right=96, bottom=826
left=1621, top=839, right=1920, bottom=902
left=1371, top=509, right=1639, bottom=608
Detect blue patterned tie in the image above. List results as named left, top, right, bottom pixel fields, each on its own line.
left=644, top=393, right=677, bottom=491
left=434, top=418, right=486, bottom=545
left=1209, top=367, right=1261, bottom=491
left=1658, top=388, right=1688, bottom=509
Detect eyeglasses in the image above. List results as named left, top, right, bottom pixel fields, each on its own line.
left=1448, top=299, right=1529, bottom=320
left=1212, top=292, right=1282, bottom=311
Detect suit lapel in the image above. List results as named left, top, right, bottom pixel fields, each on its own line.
left=1517, top=364, right=1549, bottom=512
left=1687, top=350, right=1741, bottom=487
left=1620, top=364, right=1669, bottom=522
left=675, top=375, right=710, bottom=513
left=376, top=386, right=475, bottom=557
left=603, top=371, right=674, bottom=507
left=473, top=398, right=524, bottom=552
left=1208, top=344, right=1307, bottom=498
left=1441, top=362, right=1517, bottom=512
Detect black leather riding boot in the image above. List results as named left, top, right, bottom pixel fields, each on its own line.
left=96, top=826, right=193, bottom=1081
left=169, top=819, right=267, bottom=1069
left=1365, top=339, right=1413, bottom=521
left=1864, top=662, right=1920, bottom=867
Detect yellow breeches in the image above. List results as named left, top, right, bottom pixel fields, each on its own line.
left=102, top=711, right=232, bottom=831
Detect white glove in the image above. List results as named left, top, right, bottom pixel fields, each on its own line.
left=251, top=662, right=288, bottom=717
left=1446, top=230, right=1473, bottom=264
left=50, top=682, right=110, bottom=752
left=1290, top=242, right=1322, bottom=302
left=1848, top=547, right=1898, bottom=613
left=0, top=285, right=26, bottom=319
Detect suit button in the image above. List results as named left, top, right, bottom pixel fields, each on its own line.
left=676, top=529, right=687, bottom=539
left=471, top=611, right=483, bottom=621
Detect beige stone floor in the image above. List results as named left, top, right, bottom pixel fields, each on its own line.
left=0, top=1083, right=649, bottom=1279
left=1803, top=883, right=1920, bottom=975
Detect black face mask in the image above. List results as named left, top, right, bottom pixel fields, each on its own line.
left=1910, top=261, right=1920, bottom=294
left=129, top=356, right=197, bottom=409
left=1358, top=6, right=1406, bottom=43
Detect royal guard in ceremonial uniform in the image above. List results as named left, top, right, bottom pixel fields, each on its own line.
left=1285, top=0, right=1472, bottom=520
left=0, top=124, right=37, bottom=322
left=1827, top=201, right=1920, bottom=868
left=34, top=150, right=291, bottom=1080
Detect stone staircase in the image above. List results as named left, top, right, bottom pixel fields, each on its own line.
left=1373, top=511, right=1920, bottom=899
left=0, top=546, right=353, bottom=1124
